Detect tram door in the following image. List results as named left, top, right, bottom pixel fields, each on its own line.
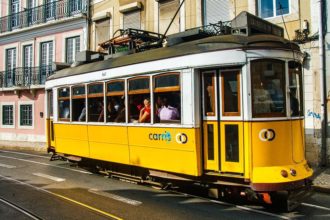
left=202, top=69, right=244, bottom=174
left=46, top=90, right=55, bottom=147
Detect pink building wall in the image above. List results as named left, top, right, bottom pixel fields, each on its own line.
left=0, top=90, right=45, bottom=136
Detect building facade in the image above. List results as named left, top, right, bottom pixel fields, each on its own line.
left=0, top=0, right=89, bottom=149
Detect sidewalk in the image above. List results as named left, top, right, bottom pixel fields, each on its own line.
left=312, top=167, right=330, bottom=193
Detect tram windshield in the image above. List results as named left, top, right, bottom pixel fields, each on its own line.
left=251, top=59, right=286, bottom=117
left=289, top=61, right=303, bottom=117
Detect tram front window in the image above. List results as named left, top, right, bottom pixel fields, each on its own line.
left=251, top=59, right=286, bottom=117
left=289, top=61, right=303, bottom=117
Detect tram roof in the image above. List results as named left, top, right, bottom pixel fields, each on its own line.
left=48, top=34, right=299, bottom=80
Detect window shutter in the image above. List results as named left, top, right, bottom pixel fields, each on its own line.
left=205, top=0, right=230, bottom=25
left=123, top=11, right=141, bottom=29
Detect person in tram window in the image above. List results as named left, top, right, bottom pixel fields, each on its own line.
left=78, top=102, right=86, bottom=121
left=97, top=101, right=104, bottom=122
left=290, top=88, right=299, bottom=116
left=138, top=98, right=151, bottom=123
left=114, top=96, right=126, bottom=123
left=158, top=97, right=179, bottom=121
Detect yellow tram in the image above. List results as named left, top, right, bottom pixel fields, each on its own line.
left=46, top=12, right=312, bottom=210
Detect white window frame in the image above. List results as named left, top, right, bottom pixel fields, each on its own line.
left=258, top=0, right=291, bottom=19
left=61, top=32, right=83, bottom=63
left=18, top=101, right=34, bottom=129
left=21, top=41, right=35, bottom=67
left=0, top=102, right=15, bottom=129
left=65, top=36, right=81, bottom=64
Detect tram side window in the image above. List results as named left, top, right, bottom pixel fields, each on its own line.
left=58, top=87, right=70, bottom=121
left=154, top=73, right=181, bottom=123
left=88, top=83, right=104, bottom=122
left=251, top=59, right=286, bottom=117
left=289, top=61, right=303, bottom=117
left=72, top=85, right=86, bottom=122
left=106, top=80, right=126, bottom=123
left=128, top=77, right=150, bottom=123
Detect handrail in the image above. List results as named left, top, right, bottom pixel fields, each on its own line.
left=0, top=0, right=87, bottom=34
left=0, top=66, right=54, bottom=88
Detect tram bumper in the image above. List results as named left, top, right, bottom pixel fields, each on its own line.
left=252, top=178, right=313, bottom=211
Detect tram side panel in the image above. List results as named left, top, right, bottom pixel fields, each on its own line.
left=88, top=125, right=130, bottom=164
left=54, top=124, right=90, bottom=157
left=128, top=127, right=202, bottom=176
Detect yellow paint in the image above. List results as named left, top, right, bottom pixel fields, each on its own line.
left=250, top=120, right=312, bottom=184
left=220, top=121, right=244, bottom=173
left=54, top=124, right=90, bottom=157
left=128, top=126, right=201, bottom=176
left=252, top=162, right=313, bottom=183
left=50, top=119, right=312, bottom=183
left=251, top=121, right=293, bottom=166
left=46, top=119, right=55, bottom=147
left=88, top=126, right=130, bottom=164
left=292, top=120, right=305, bottom=163
left=203, top=121, right=219, bottom=171
left=45, top=190, right=123, bottom=220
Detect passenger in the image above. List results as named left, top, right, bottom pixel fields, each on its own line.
left=159, top=98, right=179, bottom=120
left=138, top=98, right=151, bottom=123
left=107, top=98, right=118, bottom=122
left=78, top=103, right=86, bottom=121
left=97, top=101, right=104, bottom=122
left=114, top=97, right=126, bottom=122
left=155, top=96, right=162, bottom=122
left=290, top=88, right=299, bottom=116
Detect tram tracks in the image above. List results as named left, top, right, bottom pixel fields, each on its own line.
left=0, top=197, right=43, bottom=220
left=0, top=150, right=329, bottom=219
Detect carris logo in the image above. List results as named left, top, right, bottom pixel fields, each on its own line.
left=176, top=133, right=188, bottom=144
left=259, top=129, right=275, bottom=142
left=149, top=131, right=171, bottom=143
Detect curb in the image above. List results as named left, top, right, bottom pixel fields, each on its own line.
left=312, top=185, right=330, bottom=194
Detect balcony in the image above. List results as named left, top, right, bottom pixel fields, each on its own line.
left=0, top=66, right=54, bottom=89
left=0, top=0, right=87, bottom=34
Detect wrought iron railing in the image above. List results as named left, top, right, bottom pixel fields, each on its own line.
left=0, top=0, right=87, bottom=34
left=0, top=66, right=54, bottom=88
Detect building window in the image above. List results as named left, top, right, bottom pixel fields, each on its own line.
left=94, top=19, right=110, bottom=50
left=23, top=45, right=33, bottom=86
left=10, top=0, right=20, bottom=28
left=40, top=41, right=53, bottom=83
left=2, top=104, right=14, bottom=126
left=258, top=0, right=290, bottom=18
left=66, top=36, right=80, bottom=64
left=6, top=48, right=16, bottom=87
left=20, top=104, right=33, bottom=127
left=123, top=11, right=141, bottom=29
left=159, top=0, right=180, bottom=35
left=203, top=0, right=230, bottom=25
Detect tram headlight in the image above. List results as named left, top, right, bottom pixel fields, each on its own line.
left=281, top=170, right=288, bottom=178
left=290, top=169, right=297, bottom=176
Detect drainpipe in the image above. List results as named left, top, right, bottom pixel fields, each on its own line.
left=319, top=0, right=327, bottom=166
